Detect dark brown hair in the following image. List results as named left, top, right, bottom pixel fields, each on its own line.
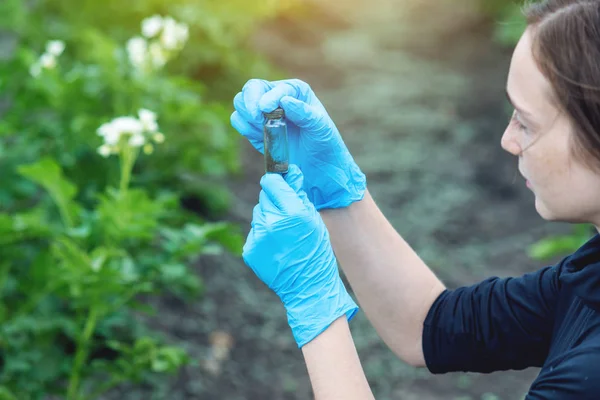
left=523, top=0, right=600, bottom=170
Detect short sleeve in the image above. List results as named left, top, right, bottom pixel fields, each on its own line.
left=422, top=264, right=562, bottom=374
left=526, top=346, right=600, bottom=399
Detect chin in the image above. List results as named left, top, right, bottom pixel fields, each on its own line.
left=534, top=197, right=559, bottom=221
left=534, top=197, right=590, bottom=224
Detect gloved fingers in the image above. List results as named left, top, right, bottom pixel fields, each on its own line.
left=258, top=187, right=290, bottom=222
left=242, top=228, right=256, bottom=265
left=242, top=79, right=275, bottom=121
left=250, top=203, right=262, bottom=229
left=230, top=111, right=265, bottom=153
left=258, top=189, right=270, bottom=214
left=284, top=164, right=312, bottom=209
left=234, top=92, right=262, bottom=126
left=283, top=164, right=304, bottom=193
left=271, top=79, right=313, bottom=101
left=260, top=173, right=305, bottom=214
left=258, top=82, right=303, bottom=114
left=279, top=96, right=324, bottom=131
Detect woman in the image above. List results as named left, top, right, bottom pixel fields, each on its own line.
left=230, top=0, right=600, bottom=398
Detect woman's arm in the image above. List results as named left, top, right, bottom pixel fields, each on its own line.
left=320, top=190, right=446, bottom=367
left=322, top=190, right=563, bottom=373
left=302, top=316, right=375, bottom=400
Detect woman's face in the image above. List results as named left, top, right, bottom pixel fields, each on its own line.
left=501, top=27, right=600, bottom=227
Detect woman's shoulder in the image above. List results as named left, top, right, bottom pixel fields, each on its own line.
left=556, top=233, right=600, bottom=311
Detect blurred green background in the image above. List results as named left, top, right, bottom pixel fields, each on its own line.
left=0, top=0, right=593, bottom=399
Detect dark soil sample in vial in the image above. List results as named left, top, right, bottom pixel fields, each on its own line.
left=263, top=108, right=289, bottom=174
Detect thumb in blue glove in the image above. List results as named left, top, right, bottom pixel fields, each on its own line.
left=243, top=164, right=359, bottom=347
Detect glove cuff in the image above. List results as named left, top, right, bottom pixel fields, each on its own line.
left=285, top=278, right=359, bottom=348
left=312, top=157, right=367, bottom=211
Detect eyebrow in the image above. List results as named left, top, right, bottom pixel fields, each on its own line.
left=505, top=89, right=534, bottom=119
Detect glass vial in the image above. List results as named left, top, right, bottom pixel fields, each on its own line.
left=263, top=107, right=289, bottom=174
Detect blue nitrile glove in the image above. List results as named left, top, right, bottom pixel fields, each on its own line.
left=230, top=78, right=366, bottom=210
left=243, top=164, right=358, bottom=347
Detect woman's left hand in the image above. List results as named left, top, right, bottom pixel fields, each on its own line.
left=243, top=164, right=358, bottom=348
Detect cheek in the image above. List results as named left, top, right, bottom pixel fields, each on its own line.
left=524, top=125, right=571, bottom=185
left=522, top=140, right=568, bottom=198
left=527, top=149, right=590, bottom=220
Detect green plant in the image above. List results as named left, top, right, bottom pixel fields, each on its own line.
left=1, top=133, right=240, bottom=398
left=0, top=0, right=298, bottom=213
left=528, top=224, right=594, bottom=261
left=0, top=0, right=297, bottom=398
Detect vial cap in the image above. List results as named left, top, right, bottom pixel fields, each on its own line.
left=263, top=107, right=285, bottom=119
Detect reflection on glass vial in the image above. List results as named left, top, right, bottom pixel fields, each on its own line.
left=263, top=107, right=289, bottom=174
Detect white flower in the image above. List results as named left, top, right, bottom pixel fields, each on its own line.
left=29, top=63, right=42, bottom=78
left=175, top=23, right=189, bottom=45
left=97, top=122, right=121, bottom=145
left=160, top=18, right=188, bottom=49
left=40, top=53, right=57, bottom=69
left=98, top=110, right=164, bottom=154
left=160, top=17, right=181, bottom=50
left=142, top=15, right=164, bottom=38
left=46, top=40, right=66, bottom=57
left=97, top=122, right=113, bottom=137
left=98, top=144, right=112, bottom=158
left=126, top=37, right=148, bottom=69
left=138, top=108, right=158, bottom=132
left=152, top=132, right=165, bottom=143
left=148, top=42, right=167, bottom=68
left=129, top=134, right=146, bottom=147
left=111, top=116, right=144, bottom=136
left=105, top=131, right=120, bottom=145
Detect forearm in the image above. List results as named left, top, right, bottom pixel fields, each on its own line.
left=302, top=316, right=375, bottom=400
left=320, top=190, right=445, bottom=367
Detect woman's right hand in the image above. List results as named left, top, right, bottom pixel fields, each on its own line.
left=243, top=165, right=358, bottom=348
left=230, top=78, right=366, bottom=210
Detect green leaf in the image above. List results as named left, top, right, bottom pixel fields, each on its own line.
left=204, top=223, right=244, bottom=255
left=0, top=386, right=18, bottom=400
left=52, top=236, right=93, bottom=272
left=97, top=188, right=166, bottom=243
left=89, top=246, right=124, bottom=272
left=51, top=237, right=147, bottom=314
left=152, top=346, right=188, bottom=373
left=18, top=157, right=80, bottom=228
left=160, top=222, right=243, bottom=260
left=159, top=263, right=203, bottom=298
left=0, top=209, right=51, bottom=245
left=528, top=225, right=592, bottom=261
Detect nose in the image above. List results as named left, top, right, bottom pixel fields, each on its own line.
left=501, top=125, right=522, bottom=156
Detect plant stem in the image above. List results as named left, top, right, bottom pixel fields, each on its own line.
left=67, top=307, right=99, bottom=400
left=119, top=147, right=131, bottom=195
left=119, top=146, right=138, bottom=195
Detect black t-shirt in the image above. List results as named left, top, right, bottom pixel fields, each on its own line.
left=422, top=234, right=600, bottom=399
